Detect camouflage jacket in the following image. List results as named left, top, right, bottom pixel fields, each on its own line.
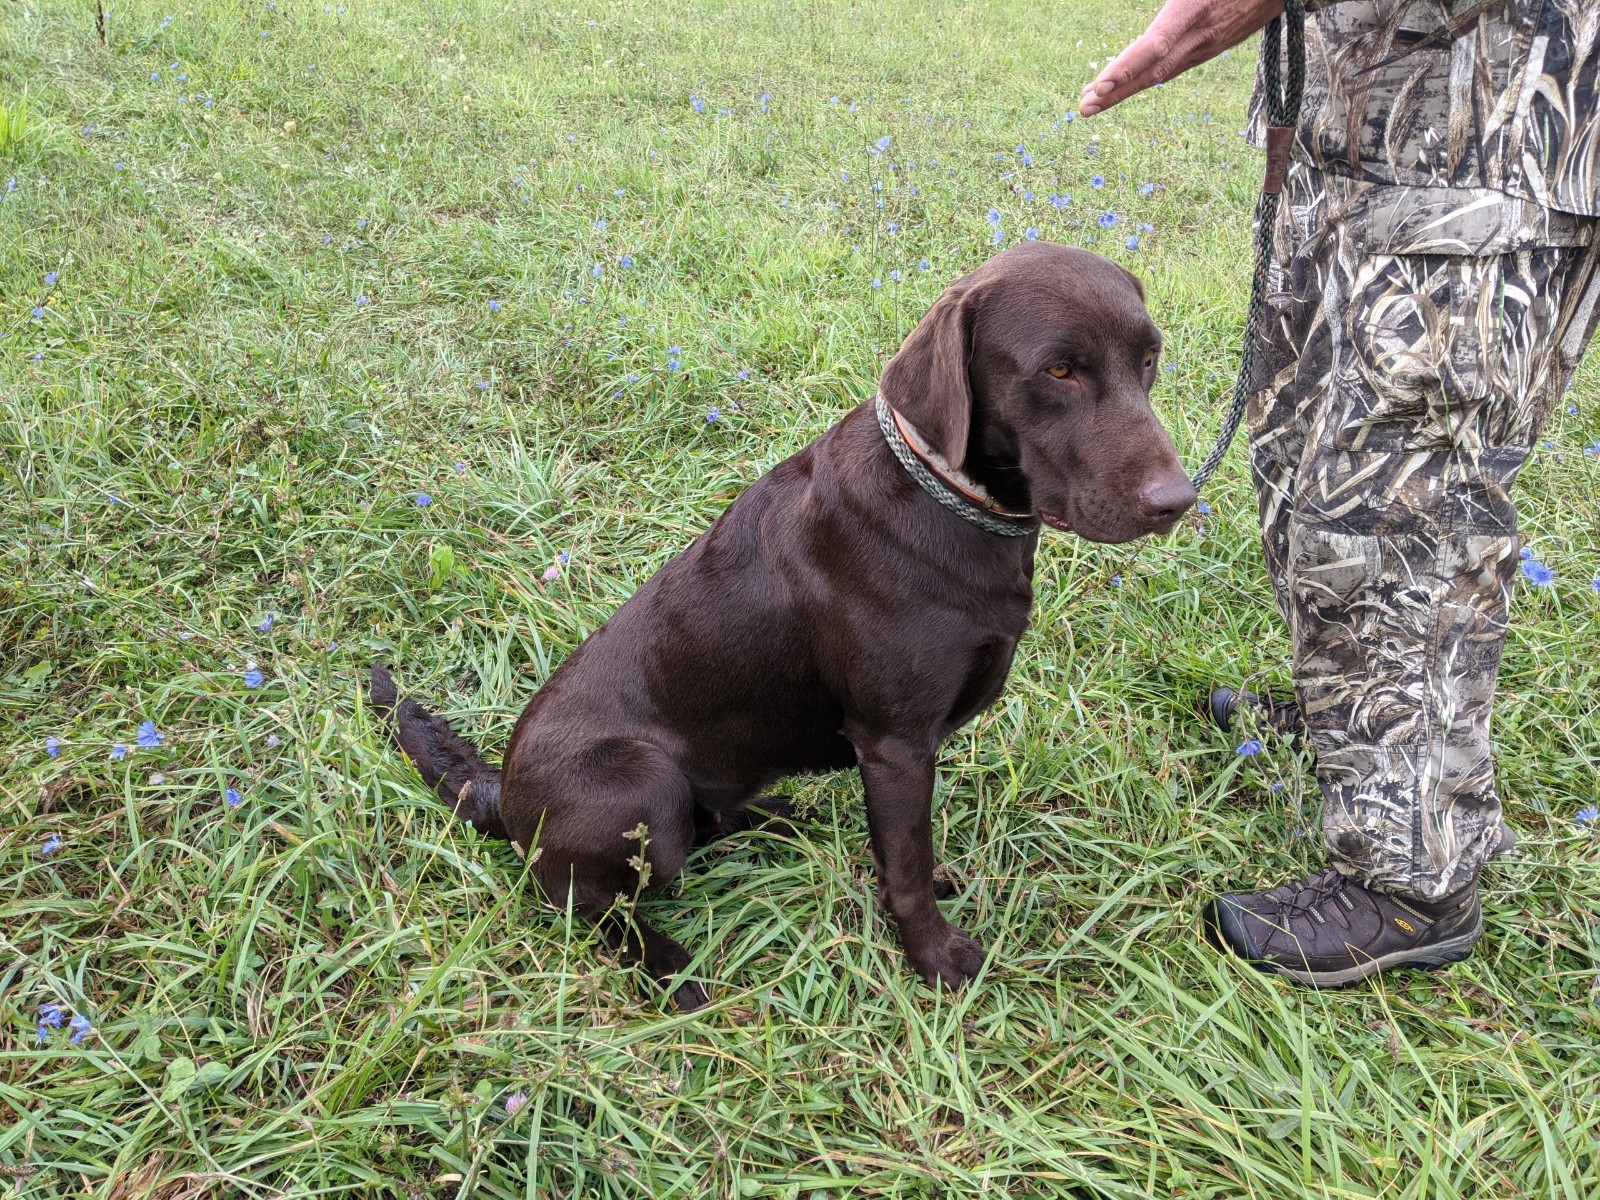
left=1256, top=0, right=1600, bottom=223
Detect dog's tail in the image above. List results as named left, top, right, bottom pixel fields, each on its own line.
left=368, top=664, right=508, bottom=840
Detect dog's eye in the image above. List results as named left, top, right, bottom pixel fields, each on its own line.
left=1143, top=350, right=1156, bottom=370
left=1046, top=364, right=1072, bottom=379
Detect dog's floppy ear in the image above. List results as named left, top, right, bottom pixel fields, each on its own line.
left=879, top=282, right=977, bottom=471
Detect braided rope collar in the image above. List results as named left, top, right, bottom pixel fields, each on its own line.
left=873, top=393, right=1038, bottom=538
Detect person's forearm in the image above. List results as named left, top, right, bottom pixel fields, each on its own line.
left=1079, top=0, right=1299, bottom=117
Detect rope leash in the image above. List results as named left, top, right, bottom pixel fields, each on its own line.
left=1189, top=0, right=1307, bottom=491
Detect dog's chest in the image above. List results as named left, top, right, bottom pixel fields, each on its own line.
left=941, top=633, right=1023, bottom=732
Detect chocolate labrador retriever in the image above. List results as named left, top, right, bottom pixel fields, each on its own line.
left=370, top=241, right=1195, bottom=1009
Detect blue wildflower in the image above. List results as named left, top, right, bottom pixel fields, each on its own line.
left=706, top=408, right=720, bottom=422
left=1050, top=193, right=1071, bottom=209
left=871, top=278, right=882, bottom=289
left=918, top=258, right=930, bottom=271
left=243, top=665, right=264, bottom=688
left=1099, top=212, right=1119, bottom=227
left=557, top=551, right=570, bottom=565
left=68, top=1014, right=91, bottom=1044
left=1519, top=546, right=1534, bottom=559
left=45, top=271, right=58, bottom=285
left=489, top=299, right=502, bottom=312
left=1592, top=575, right=1600, bottom=594
left=1138, top=182, right=1156, bottom=196
left=1577, top=806, right=1598, bottom=825
left=986, top=208, right=1001, bottom=226
left=46, top=736, right=60, bottom=758
left=1236, top=739, right=1264, bottom=757
left=40, top=1004, right=65, bottom=1031
left=1520, top=559, right=1554, bottom=586
left=415, top=493, right=432, bottom=507
left=619, top=254, right=634, bottom=268
left=355, top=294, right=369, bottom=306
left=1197, top=502, right=1212, bottom=515
left=1025, top=227, right=1039, bottom=241
left=137, top=720, right=163, bottom=749
left=42, top=835, right=62, bottom=856
left=1125, top=236, right=1139, bottom=250
left=591, top=263, right=603, bottom=279
left=30, top=307, right=44, bottom=319
left=1110, top=575, right=1122, bottom=586
left=889, top=269, right=903, bottom=281
left=226, top=787, right=243, bottom=808
left=259, top=612, right=274, bottom=632
left=690, top=95, right=705, bottom=113
left=1091, top=175, right=1105, bottom=188
left=874, top=136, right=891, bottom=152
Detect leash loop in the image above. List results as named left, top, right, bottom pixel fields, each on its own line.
left=1189, top=0, right=1306, bottom=491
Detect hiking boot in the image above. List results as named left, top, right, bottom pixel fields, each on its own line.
left=1208, top=687, right=1304, bottom=737
left=1204, top=868, right=1481, bottom=987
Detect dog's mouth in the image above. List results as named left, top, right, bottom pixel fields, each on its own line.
left=1040, top=507, right=1178, bottom=544
left=1038, top=510, right=1074, bottom=533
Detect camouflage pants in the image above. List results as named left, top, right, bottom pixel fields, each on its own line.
left=1248, top=163, right=1600, bottom=902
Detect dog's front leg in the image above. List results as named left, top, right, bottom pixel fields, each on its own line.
left=854, top=736, right=986, bottom=990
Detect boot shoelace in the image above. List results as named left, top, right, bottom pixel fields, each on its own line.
left=1272, top=868, right=1359, bottom=928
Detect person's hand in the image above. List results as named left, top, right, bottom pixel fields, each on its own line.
left=1078, top=0, right=1285, bottom=116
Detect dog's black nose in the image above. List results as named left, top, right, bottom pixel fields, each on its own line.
left=1139, top=475, right=1197, bottom=525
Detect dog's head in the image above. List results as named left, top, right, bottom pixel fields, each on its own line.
left=879, top=241, right=1195, bottom=543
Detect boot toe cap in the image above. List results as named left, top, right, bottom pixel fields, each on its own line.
left=1205, top=895, right=1264, bottom=961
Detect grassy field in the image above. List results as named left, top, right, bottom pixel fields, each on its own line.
left=4, top=1, right=1600, bottom=1196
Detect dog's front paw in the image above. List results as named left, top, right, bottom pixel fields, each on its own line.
left=907, top=923, right=987, bottom=991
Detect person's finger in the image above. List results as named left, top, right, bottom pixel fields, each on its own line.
left=1077, top=11, right=1202, bottom=115
left=1079, top=35, right=1198, bottom=115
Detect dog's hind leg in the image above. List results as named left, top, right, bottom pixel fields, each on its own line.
left=525, top=738, right=709, bottom=1010
left=591, top=910, right=709, bottom=1011
left=693, top=794, right=799, bottom=846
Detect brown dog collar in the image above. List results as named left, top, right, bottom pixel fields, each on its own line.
left=874, top=394, right=1038, bottom=537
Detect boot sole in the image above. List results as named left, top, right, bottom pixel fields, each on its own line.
left=1234, top=918, right=1483, bottom=989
